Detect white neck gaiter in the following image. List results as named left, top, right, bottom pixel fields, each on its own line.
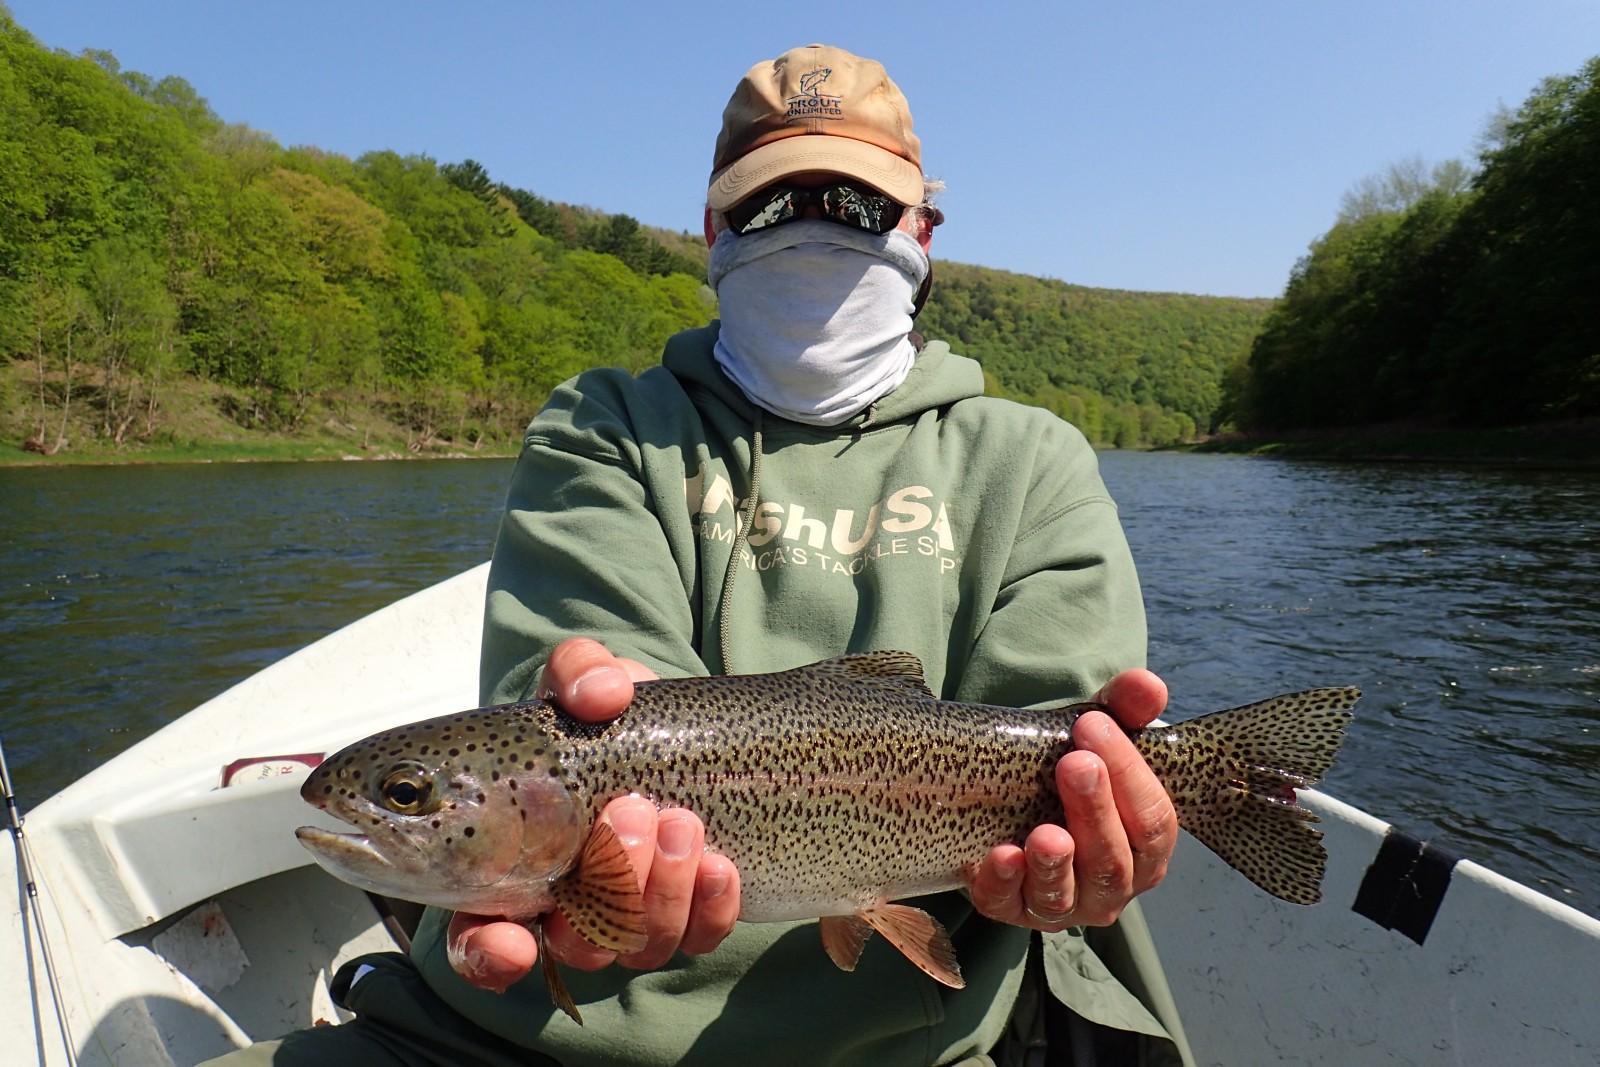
left=708, top=220, right=929, bottom=426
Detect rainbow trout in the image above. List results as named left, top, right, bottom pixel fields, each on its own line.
left=297, top=652, right=1357, bottom=1023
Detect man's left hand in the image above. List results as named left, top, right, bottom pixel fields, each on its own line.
left=966, top=668, right=1176, bottom=929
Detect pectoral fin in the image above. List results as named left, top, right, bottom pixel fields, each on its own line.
left=860, top=904, right=965, bottom=989
left=535, top=919, right=582, bottom=1026
left=549, top=820, right=648, bottom=954
left=819, top=914, right=874, bottom=971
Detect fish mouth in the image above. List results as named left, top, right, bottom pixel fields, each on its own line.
left=295, top=825, right=404, bottom=871
left=295, top=825, right=431, bottom=890
left=296, top=825, right=384, bottom=860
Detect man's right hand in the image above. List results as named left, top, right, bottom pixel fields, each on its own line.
left=446, top=639, right=742, bottom=992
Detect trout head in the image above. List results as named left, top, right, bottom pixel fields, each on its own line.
left=295, top=708, right=587, bottom=917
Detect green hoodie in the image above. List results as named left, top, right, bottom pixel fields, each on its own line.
left=411, top=324, right=1180, bottom=1065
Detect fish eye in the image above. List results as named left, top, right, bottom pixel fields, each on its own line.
left=378, top=763, right=434, bottom=815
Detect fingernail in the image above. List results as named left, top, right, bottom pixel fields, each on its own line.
left=1033, top=850, right=1068, bottom=871
left=570, top=666, right=623, bottom=702
left=658, top=815, right=695, bottom=859
left=1076, top=712, right=1115, bottom=744
left=700, top=867, right=730, bottom=899
left=463, top=948, right=512, bottom=994
left=1066, top=761, right=1101, bottom=795
left=608, top=803, right=653, bottom=849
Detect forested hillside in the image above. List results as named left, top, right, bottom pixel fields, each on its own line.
left=1226, top=55, right=1600, bottom=432
left=0, top=9, right=1266, bottom=458
left=922, top=265, right=1270, bottom=444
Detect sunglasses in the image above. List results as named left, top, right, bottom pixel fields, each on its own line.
left=725, top=180, right=906, bottom=236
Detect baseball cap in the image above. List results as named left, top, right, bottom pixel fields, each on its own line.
left=708, top=44, right=924, bottom=211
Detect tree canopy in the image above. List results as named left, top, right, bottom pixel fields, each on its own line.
left=1227, top=55, right=1600, bottom=432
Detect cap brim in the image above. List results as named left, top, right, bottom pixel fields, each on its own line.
left=708, top=135, right=923, bottom=210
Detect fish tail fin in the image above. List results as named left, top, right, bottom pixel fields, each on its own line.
left=1141, top=686, right=1359, bottom=905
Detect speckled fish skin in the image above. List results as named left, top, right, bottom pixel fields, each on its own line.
left=298, top=651, right=1358, bottom=919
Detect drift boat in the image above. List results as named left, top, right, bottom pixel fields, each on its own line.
left=4, top=565, right=1597, bottom=1065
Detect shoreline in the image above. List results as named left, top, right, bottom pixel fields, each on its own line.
left=0, top=443, right=523, bottom=468
left=8, top=418, right=1599, bottom=470
left=1171, top=418, right=1600, bottom=469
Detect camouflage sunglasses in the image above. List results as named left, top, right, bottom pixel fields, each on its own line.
left=725, top=180, right=905, bottom=236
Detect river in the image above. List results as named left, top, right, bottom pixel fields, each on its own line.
left=1, top=451, right=1597, bottom=918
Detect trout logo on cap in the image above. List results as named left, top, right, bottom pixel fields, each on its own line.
left=788, top=67, right=843, bottom=121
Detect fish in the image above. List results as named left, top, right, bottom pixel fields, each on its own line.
left=296, top=651, right=1357, bottom=1024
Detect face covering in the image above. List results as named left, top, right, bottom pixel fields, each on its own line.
left=707, top=219, right=929, bottom=426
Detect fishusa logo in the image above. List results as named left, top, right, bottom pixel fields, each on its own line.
left=687, top=467, right=959, bottom=577
left=787, top=66, right=843, bottom=122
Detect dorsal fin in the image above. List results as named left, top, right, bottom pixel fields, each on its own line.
left=799, top=651, right=934, bottom=699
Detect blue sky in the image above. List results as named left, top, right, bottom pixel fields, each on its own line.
left=8, top=1, right=1597, bottom=298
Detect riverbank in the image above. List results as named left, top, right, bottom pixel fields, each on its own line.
left=9, top=360, right=1599, bottom=468
left=1183, top=418, right=1600, bottom=467
left=1, top=367, right=524, bottom=466
left=2, top=436, right=522, bottom=466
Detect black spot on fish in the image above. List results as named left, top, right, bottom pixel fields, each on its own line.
left=464, top=826, right=475, bottom=837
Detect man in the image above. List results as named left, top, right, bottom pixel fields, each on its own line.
left=209, top=43, right=1188, bottom=1066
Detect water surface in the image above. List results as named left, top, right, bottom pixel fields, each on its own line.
left=1106, top=451, right=1600, bottom=916
left=1, top=451, right=1595, bottom=918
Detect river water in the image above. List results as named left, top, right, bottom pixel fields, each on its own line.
left=1, top=451, right=1597, bottom=918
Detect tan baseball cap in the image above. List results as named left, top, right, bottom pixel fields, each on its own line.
left=707, top=44, right=924, bottom=211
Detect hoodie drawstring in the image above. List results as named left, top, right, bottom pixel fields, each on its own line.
left=716, top=411, right=764, bottom=675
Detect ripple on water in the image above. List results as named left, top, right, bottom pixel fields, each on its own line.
left=1100, top=450, right=1600, bottom=919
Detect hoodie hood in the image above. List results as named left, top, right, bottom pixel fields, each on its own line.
left=662, top=322, right=986, bottom=430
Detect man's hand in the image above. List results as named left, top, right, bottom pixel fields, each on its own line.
left=447, top=639, right=741, bottom=992
left=966, top=669, right=1176, bottom=930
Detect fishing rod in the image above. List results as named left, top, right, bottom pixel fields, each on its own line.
left=1, top=735, right=79, bottom=1067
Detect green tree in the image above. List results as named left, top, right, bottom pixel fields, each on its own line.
left=80, top=238, right=180, bottom=442
left=1229, top=55, right=1600, bottom=433
left=1433, top=55, right=1600, bottom=422
left=2, top=271, right=91, bottom=453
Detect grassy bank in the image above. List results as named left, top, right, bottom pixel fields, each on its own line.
left=1, top=363, right=525, bottom=466
left=3, top=437, right=521, bottom=466
left=1185, top=419, right=1600, bottom=467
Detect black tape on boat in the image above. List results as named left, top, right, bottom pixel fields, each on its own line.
left=1352, top=829, right=1459, bottom=945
